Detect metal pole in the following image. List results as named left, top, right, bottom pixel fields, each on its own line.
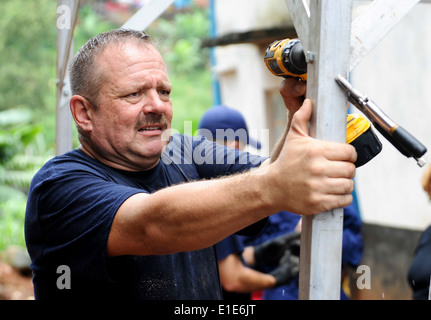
left=286, top=0, right=420, bottom=300
left=293, top=0, right=353, bottom=299
left=56, top=0, right=79, bottom=155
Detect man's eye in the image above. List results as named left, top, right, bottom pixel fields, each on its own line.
left=159, top=90, right=170, bottom=96
left=128, top=92, right=140, bottom=97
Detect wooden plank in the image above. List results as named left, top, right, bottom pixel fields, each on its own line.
left=350, top=0, right=420, bottom=71
left=121, top=0, right=175, bottom=30
left=56, top=0, right=79, bottom=155
left=201, top=27, right=297, bottom=48
left=56, top=70, right=73, bottom=156
left=296, top=0, right=353, bottom=300
left=285, top=0, right=311, bottom=52
left=56, top=0, right=79, bottom=92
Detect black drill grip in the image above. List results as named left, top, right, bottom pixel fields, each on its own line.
left=374, top=124, right=427, bottom=159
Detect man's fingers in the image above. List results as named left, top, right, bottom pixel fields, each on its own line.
left=280, top=77, right=306, bottom=113
left=323, top=142, right=357, bottom=164
left=307, top=146, right=357, bottom=178
left=322, top=176, right=355, bottom=195
left=288, top=98, right=312, bottom=137
left=318, top=193, right=354, bottom=213
left=280, top=77, right=306, bottom=97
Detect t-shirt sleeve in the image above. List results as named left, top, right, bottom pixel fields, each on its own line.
left=25, top=161, right=143, bottom=283
left=215, top=235, right=245, bottom=261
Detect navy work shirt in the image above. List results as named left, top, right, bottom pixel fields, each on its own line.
left=25, top=134, right=266, bottom=300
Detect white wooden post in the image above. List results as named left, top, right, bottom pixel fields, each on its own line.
left=286, top=0, right=422, bottom=299
left=121, top=0, right=175, bottom=30
left=56, top=0, right=79, bottom=156
left=286, top=0, right=353, bottom=300
left=350, top=0, right=421, bottom=71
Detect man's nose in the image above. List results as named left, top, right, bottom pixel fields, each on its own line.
left=142, top=90, right=166, bottom=114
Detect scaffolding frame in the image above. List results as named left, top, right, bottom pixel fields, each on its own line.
left=285, top=0, right=421, bottom=299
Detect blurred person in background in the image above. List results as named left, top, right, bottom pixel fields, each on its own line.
left=407, top=164, right=431, bottom=300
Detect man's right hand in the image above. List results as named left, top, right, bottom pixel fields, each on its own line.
left=263, top=98, right=357, bottom=216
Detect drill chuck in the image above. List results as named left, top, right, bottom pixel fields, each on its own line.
left=264, top=38, right=307, bottom=80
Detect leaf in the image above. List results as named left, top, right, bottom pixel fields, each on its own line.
left=0, top=109, right=32, bottom=127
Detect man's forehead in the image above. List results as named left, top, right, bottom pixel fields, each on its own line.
left=97, top=41, right=166, bottom=75
left=100, top=40, right=159, bottom=61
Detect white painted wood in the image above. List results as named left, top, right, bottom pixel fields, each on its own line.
left=350, top=0, right=421, bottom=71
left=56, top=0, right=79, bottom=155
left=286, top=0, right=422, bottom=299
left=121, top=0, right=175, bottom=31
left=285, top=0, right=311, bottom=51
left=287, top=0, right=353, bottom=300
left=56, top=71, right=73, bottom=156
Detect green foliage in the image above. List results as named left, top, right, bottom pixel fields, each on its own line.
left=0, top=0, right=57, bottom=114
left=147, top=6, right=213, bottom=135
left=150, top=7, right=210, bottom=74
left=0, top=109, right=49, bottom=250
left=73, top=4, right=119, bottom=52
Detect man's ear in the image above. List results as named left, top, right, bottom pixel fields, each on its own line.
left=70, top=95, right=94, bottom=132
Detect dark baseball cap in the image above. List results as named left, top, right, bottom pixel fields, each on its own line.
left=198, top=105, right=261, bottom=149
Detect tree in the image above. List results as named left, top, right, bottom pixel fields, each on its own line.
left=0, top=1, right=213, bottom=251
left=146, top=5, right=212, bottom=135
left=0, top=109, right=47, bottom=249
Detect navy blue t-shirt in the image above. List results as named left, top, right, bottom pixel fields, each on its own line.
left=25, top=134, right=266, bottom=300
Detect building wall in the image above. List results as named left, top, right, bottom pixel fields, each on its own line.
left=213, top=0, right=431, bottom=232
left=212, top=0, right=431, bottom=300
left=351, top=3, right=431, bottom=232
left=212, top=0, right=293, bottom=157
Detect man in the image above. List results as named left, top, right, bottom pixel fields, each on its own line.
left=25, top=29, right=356, bottom=300
left=407, top=164, right=431, bottom=299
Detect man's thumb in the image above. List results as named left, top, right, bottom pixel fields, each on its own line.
left=290, top=98, right=312, bottom=137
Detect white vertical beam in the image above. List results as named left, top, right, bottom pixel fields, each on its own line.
left=350, top=0, right=421, bottom=71
left=297, top=0, right=353, bottom=300
left=285, top=0, right=311, bottom=51
left=56, top=0, right=79, bottom=155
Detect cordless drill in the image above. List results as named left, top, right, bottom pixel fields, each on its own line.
left=264, top=38, right=427, bottom=167
left=264, top=38, right=307, bottom=81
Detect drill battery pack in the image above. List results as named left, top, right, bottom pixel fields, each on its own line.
left=346, top=114, right=383, bottom=167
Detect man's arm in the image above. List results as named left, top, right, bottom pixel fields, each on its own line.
left=108, top=167, right=273, bottom=257
left=107, top=100, right=357, bottom=257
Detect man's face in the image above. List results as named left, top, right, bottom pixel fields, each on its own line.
left=86, top=41, right=173, bottom=171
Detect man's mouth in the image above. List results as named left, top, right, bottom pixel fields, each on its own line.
left=138, top=125, right=162, bottom=132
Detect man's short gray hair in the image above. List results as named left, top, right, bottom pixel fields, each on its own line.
left=69, top=29, right=153, bottom=108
